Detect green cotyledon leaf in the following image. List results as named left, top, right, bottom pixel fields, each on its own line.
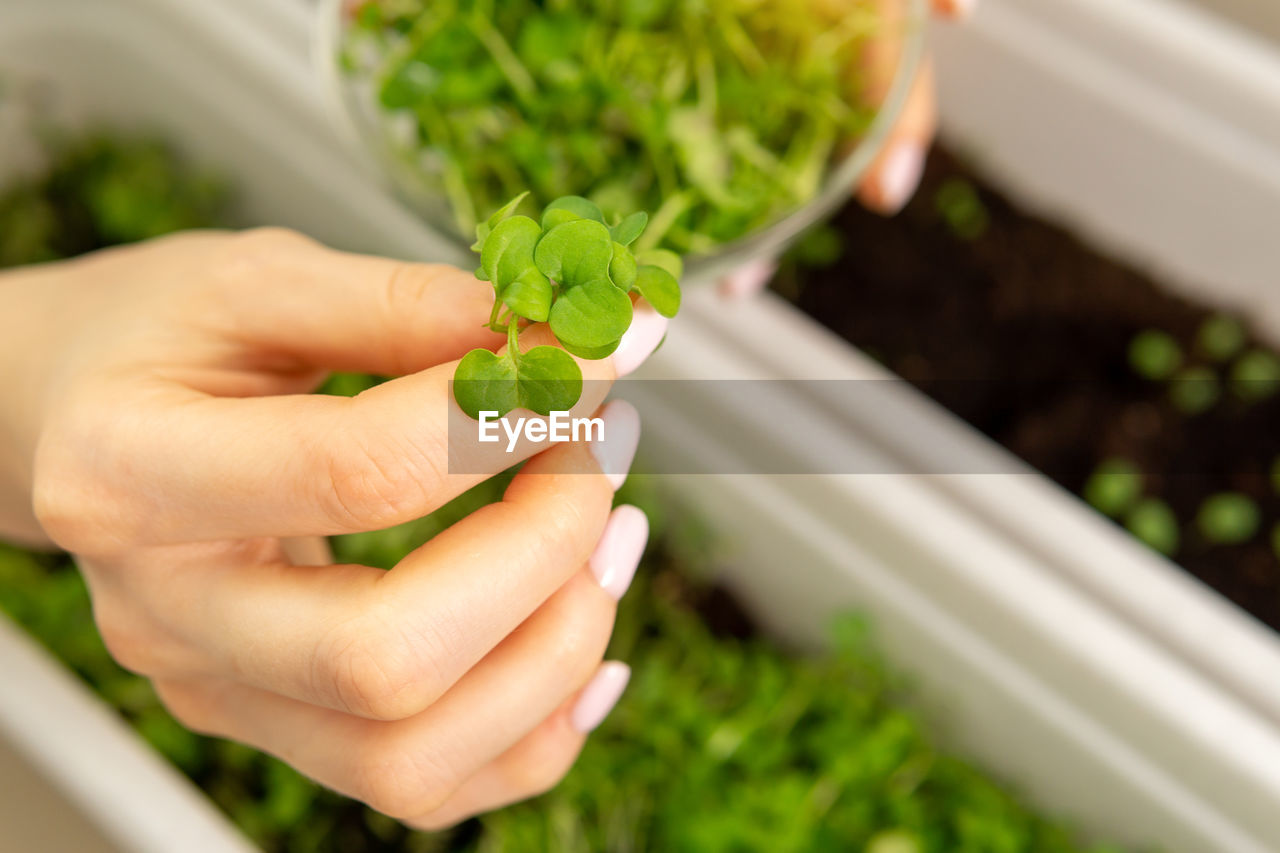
left=453, top=344, right=582, bottom=418
left=608, top=241, right=637, bottom=290
left=633, top=264, right=681, bottom=318
left=502, top=265, right=553, bottom=322
left=534, top=218, right=614, bottom=286
left=549, top=277, right=633, bottom=351
left=541, top=195, right=605, bottom=231
left=481, top=215, right=541, bottom=289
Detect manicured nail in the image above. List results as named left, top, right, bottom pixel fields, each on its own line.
left=872, top=141, right=925, bottom=215
left=613, top=301, right=668, bottom=378
left=589, top=399, right=640, bottom=490
left=590, top=505, right=648, bottom=600
left=571, top=661, right=631, bottom=733
left=718, top=257, right=778, bottom=300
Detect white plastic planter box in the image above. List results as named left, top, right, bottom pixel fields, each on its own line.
left=2, top=1, right=1280, bottom=852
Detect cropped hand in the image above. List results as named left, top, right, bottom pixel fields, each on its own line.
left=0, top=228, right=665, bottom=826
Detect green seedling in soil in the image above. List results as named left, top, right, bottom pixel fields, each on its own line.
left=1197, top=492, right=1261, bottom=545
left=454, top=194, right=681, bottom=419
left=1083, top=458, right=1143, bottom=518
left=935, top=177, right=989, bottom=241
left=1272, top=456, right=1280, bottom=496
left=1196, top=313, right=1246, bottom=363
left=1168, top=366, right=1220, bottom=415
left=1127, top=329, right=1182, bottom=381
left=1125, top=497, right=1179, bottom=556
left=1229, top=349, right=1280, bottom=402
left=345, top=0, right=877, bottom=253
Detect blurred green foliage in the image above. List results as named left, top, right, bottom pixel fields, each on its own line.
left=344, top=0, right=876, bottom=253
left=0, top=132, right=229, bottom=268
left=0, top=132, right=1123, bottom=852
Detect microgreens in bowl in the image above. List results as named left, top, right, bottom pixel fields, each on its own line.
left=338, top=0, right=881, bottom=256
left=454, top=193, right=681, bottom=419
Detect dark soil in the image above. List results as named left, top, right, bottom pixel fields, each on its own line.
left=780, top=146, right=1280, bottom=631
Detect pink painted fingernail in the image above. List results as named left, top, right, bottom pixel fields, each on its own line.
left=571, top=661, right=631, bottom=733
left=590, top=505, right=648, bottom=600
left=613, top=301, right=668, bottom=378
left=589, top=399, right=640, bottom=491
left=872, top=141, right=925, bottom=215
left=718, top=257, right=778, bottom=300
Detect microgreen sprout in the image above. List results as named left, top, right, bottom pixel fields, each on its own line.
left=1196, top=314, right=1246, bottom=363
left=454, top=194, right=681, bottom=419
left=935, top=177, right=989, bottom=241
left=1229, top=349, right=1280, bottom=402
left=1196, top=492, right=1260, bottom=545
left=1124, top=497, right=1179, bottom=556
left=1127, top=330, right=1182, bottom=381
left=1083, top=458, right=1143, bottom=518
left=1167, top=366, right=1219, bottom=415
left=344, top=0, right=876, bottom=253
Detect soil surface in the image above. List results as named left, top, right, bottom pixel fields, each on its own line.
left=781, top=146, right=1280, bottom=631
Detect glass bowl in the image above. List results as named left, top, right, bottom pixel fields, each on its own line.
left=315, top=0, right=928, bottom=283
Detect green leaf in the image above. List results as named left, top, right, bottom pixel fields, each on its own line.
left=633, top=264, right=681, bottom=318
left=541, top=195, right=605, bottom=230
left=611, top=211, right=648, bottom=246
left=550, top=278, right=633, bottom=350
left=488, top=191, right=530, bottom=228
left=608, top=242, right=637, bottom=291
left=534, top=219, right=614, bottom=286
left=502, top=266, right=553, bottom=322
left=633, top=248, right=683, bottom=280
left=454, top=349, right=519, bottom=420
left=561, top=338, right=621, bottom=360
left=481, top=215, right=540, bottom=289
left=453, top=345, right=583, bottom=418
left=513, top=346, right=583, bottom=415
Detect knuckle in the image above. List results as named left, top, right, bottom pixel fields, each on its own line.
left=319, top=615, right=449, bottom=720
left=32, top=406, right=152, bottom=553
left=354, top=738, right=455, bottom=819
left=321, top=430, right=444, bottom=531
left=214, top=228, right=316, bottom=286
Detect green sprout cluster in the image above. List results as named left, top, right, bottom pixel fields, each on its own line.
left=1084, top=458, right=1278, bottom=556
left=343, top=0, right=876, bottom=253
left=1082, top=459, right=1178, bottom=555
left=1127, top=315, right=1280, bottom=414
left=455, top=193, right=681, bottom=419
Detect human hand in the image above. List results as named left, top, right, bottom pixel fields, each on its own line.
left=0, top=228, right=666, bottom=826
left=719, top=0, right=970, bottom=298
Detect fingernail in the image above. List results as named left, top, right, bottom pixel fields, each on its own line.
left=590, top=505, right=648, bottom=600
left=589, top=399, right=640, bottom=491
left=571, top=661, right=631, bottom=733
left=718, top=257, right=778, bottom=300
left=613, top=301, right=668, bottom=378
left=872, top=141, right=925, bottom=215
